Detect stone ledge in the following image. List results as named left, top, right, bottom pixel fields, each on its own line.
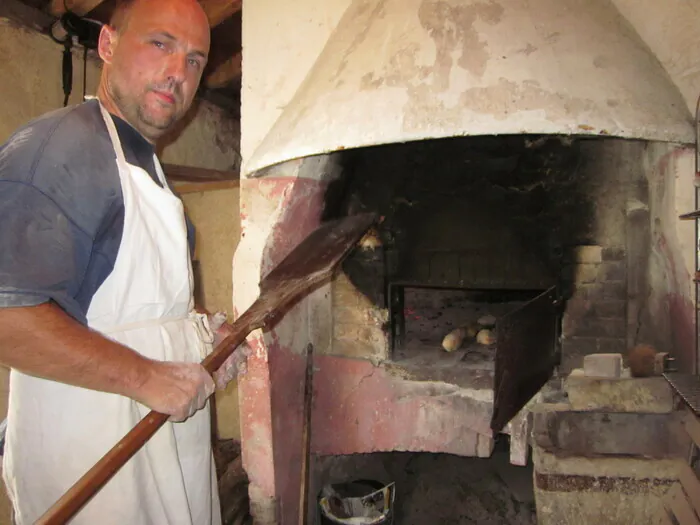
left=565, top=369, right=674, bottom=413
left=533, top=449, right=684, bottom=478
left=532, top=408, right=687, bottom=458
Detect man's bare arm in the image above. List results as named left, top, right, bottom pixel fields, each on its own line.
left=0, top=302, right=214, bottom=421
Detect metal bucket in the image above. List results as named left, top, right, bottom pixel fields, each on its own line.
left=317, top=479, right=395, bottom=525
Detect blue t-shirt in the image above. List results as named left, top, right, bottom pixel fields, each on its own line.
left=0, top=99, right=195, bottom=325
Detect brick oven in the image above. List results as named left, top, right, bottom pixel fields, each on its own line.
left=233, top=0, right=698, bottom=522
left=321, top=133, right=639, bottom=440
left=298, top=132, right=678, bottom=459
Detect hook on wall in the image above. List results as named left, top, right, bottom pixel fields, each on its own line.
left=49, top=9, right=103, bottom=107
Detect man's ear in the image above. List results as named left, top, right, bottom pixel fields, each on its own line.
left=98, top=25, right=118, bottom=64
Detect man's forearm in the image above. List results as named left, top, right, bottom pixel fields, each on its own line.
left=0, top=302, right=151, bottom=400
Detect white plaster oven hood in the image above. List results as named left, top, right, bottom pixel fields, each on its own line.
left=244, top=0, right=694, bottom=177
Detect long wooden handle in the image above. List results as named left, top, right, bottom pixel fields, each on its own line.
left=35, top=213, right=377, bottom=524
left=36, top=410, right=169, bottom=525
left=36, top=312, right=260, bottom=525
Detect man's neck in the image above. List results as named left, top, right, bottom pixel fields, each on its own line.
left=96, top=85, right=124, bottom=125
left=96, top=84, right=156, bottom=146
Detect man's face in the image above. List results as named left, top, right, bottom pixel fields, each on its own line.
left=99, top=0, right=210, bottom=142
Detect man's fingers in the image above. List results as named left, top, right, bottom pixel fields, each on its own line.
left=141, top=361, right=216, bottom=423
left=170, top=373, right=214, bottom=422
left=212, top=343, right=251, bottom=389
left=192, top=371, right=215, bottom=414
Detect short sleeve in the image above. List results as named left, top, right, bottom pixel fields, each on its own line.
left=185, top=211, right=196, bottom=259
left=0, top=101, right=119, bottom=324
left=0, top=179, right=92, bottom=321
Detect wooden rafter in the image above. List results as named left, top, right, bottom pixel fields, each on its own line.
left=172, top=180, right=239, bottom=194
left=1, top=0, right=54, bottom=31
left=50, top=0, right=106, bottom=16
left=163, top=163, right=239, bottom=183
left=50, top=0, right=242, bottom=27
left=199, top=0, right=242, bottom=28
left=204, top=52, right=242, bottom=88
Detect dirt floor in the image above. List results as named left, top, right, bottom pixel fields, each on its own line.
left=312, top=437, right=537, bottom=525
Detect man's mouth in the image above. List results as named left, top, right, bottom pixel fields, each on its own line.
left=151, top=90, right=177, bottom=105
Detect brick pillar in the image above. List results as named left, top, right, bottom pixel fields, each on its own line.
left=559, top=245, right=628, bottom=373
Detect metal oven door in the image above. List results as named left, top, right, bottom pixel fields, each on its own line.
left=490, top=285, right=559, bottom=433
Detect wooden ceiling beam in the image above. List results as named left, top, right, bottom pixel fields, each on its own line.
left=172, top=180, right=239, bottom=194
left=49, top=0, right=241, bottom=28
left=1, top=0, right=54, bottom=31
left=50, top=0, right=107, bottom=16
left=199, top=0, right=242, bottom=28
left=204, top=52, right=242, bottom=88
left=163, top=163, right=239, bottom=183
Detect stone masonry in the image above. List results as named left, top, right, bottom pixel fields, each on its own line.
left=330, top=271, right=389, bottom=361
left=560, top=244, right=628, bottom=373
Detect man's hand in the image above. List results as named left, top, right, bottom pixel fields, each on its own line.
left=135, top=360, right=215, bottom=422
left=207, top=311, right=251, bottom=389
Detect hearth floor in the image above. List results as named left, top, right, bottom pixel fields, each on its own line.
left=384, top=338, right=496, bottom=391
left=393, top=338, right=497, bottom=371
left=393, top=289, right=527, bottom=387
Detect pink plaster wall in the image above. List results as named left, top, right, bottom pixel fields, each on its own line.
left=310, top=355, right=494, bottom=456
left=267, top=176, right=327, bottom=523
left=237, top=174, right=329, bottom=524
left=238, top=354, right=276, bottom=496
left=647, top=146, right=696, bottom=373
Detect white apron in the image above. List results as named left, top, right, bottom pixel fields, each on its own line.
left=2, top=103, right=222, bottom=525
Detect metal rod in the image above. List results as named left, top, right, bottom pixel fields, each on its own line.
left=298, top=343, right=314, bottom=525
left=695, top=91, right=700, bottom=376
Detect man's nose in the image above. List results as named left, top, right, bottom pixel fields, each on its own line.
left=164, top=53, right=188, bottom=84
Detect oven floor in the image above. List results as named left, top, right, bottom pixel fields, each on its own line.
left=385, top=340, right=497, bottom=391
left=393, top=339, right=497, bottom=371
left=386, top=289, right=538, bottom=388
left=394, top=288, right=532, bottom=361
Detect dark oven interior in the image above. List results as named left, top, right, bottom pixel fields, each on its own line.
left=321, top=133, right=638, bottom=428
left=323, top=136, right=587, bottom=337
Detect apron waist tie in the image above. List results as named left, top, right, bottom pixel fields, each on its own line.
left=96, top=312, right=215, bottom=359
left=98, top=314, right=188, bottom=335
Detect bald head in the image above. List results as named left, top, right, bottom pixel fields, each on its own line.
left=97, top=0, right=211, bottom=143
left=110, top=0, right=209, bottom=34
left=109, top=0, right=136, bottom=32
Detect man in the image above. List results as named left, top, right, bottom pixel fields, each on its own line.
left=0, top=0, right=243, bottom=523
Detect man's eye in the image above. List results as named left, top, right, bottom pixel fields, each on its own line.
left=188, top=58, right=201, bottom=68
left=152, top=41, right=165, bottom=49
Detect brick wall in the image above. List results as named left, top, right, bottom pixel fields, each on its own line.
left=556, top=139, right=648, bottom=373
left=560, top=246, right=628, bottom=373
left=330, top=272, right=389, bottom=360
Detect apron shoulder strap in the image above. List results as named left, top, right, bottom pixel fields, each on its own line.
left=98, top=101, right=174, bottom=195
left=153, top=155, right=171, bottom=190
left=98, top=103, right=129, bottom=169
